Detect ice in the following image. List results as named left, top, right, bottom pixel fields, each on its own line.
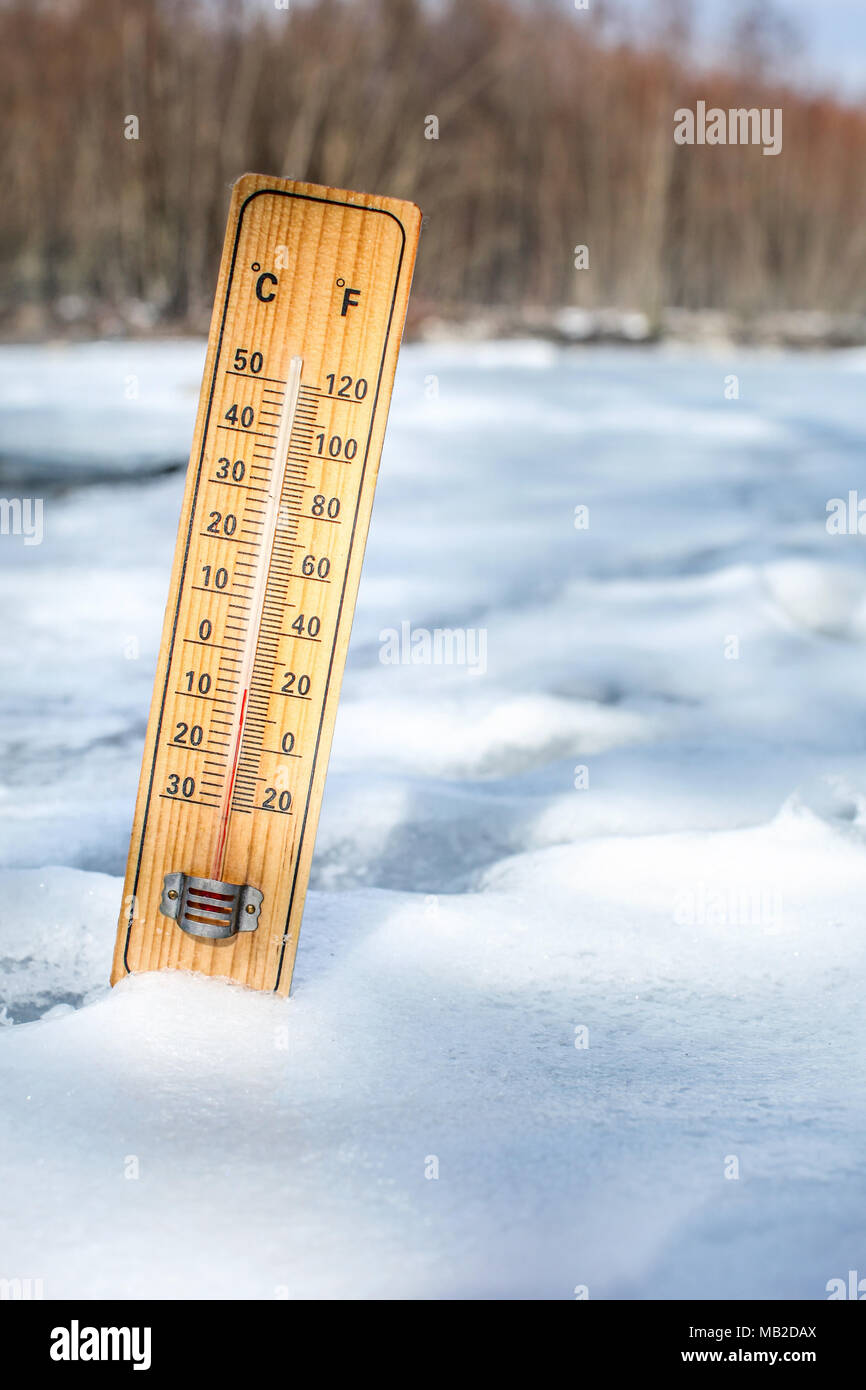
left=1, top=339, right=865, bottom=1298
left=0, top=339, right=205, bottom=484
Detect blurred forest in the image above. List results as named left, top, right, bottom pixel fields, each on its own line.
left=2, top=0, right=866, bottom=335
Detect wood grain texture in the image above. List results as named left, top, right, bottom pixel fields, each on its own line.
left=111, top=174, right=421, bottom=995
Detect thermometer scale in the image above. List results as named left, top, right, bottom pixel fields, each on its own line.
left=111, top=174, right=421, bottom=995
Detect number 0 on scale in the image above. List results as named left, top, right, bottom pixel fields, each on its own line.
left=111, top=174, right=422, bottom=995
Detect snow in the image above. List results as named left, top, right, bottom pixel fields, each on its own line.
left=1, top=339, right=865, bottom=1299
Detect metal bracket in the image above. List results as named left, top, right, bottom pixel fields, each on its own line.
left=159, top=872, right=263, bottom=940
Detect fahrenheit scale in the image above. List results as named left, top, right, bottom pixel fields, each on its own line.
left=111, top=174, right=421, bottom=995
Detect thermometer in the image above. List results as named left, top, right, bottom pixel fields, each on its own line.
left=111, top=174, right=421, bottom=995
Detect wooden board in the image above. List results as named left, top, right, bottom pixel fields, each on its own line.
left=111, top=174, right=421, bottom=995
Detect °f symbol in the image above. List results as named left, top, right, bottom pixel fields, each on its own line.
left=337, top=278, right=361, bottom=317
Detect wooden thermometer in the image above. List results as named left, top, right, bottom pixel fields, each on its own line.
left=112, top=174, right=421, bottom=995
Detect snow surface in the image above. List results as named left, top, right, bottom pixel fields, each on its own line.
left=1, top=339, right=865, bottom=1299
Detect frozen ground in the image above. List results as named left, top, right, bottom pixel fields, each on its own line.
left=1, top=338, right=865, bottom=1299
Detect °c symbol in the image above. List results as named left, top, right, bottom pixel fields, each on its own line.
left=251, top=262, right=261, bottom=272
left=255, top=270, right=278, bottom=303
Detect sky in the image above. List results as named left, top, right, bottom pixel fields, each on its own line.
left=624, top=0, right=866, bottom=94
